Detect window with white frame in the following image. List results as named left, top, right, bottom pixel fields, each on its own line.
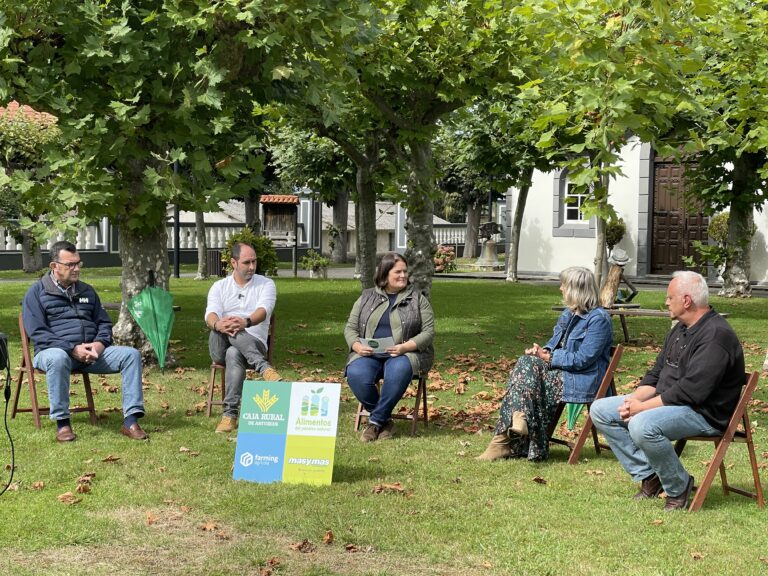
left=564, top=182, right=588, bottom=223
left=552, top=169, right=595, bottom=238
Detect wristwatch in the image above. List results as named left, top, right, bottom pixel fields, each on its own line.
left=245, top=317, right=252, bottom=328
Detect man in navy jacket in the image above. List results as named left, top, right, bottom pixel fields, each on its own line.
left=23, top=241, right=147, bottom=442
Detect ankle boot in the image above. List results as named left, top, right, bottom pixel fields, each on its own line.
left=510, top=411, right=528, bottom=436
left=476, top=433, right=512, bottom=461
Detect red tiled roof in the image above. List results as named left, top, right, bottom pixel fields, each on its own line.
left=260, top=194, right=299, bottom=205
left=0, top=100, right=57, bottom=126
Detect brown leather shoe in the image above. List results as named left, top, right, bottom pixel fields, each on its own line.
left=120, top=423, right=149, bottom=440
left=664, top=475, right=694, bottom=511
left=56, top=426, right=76, bottom=443
left=633, top=474, right=663, bottom=500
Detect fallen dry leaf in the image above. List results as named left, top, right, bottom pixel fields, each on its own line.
left=372, top=482, right=405, bottom=494
left=78, top=472, right=96, bottom=484
left=75, top=483, right=91, bottom=494
left=101, top=455, right=120, bottom=463
left=199, top=521, right=219, bottom=532
left=57, top=492, right=82, bottom=505
left=532, top=476, right=547, bottom=485
left=323, top=530, right=334, bottom=545
left=345, top=544, right=359, bottom=553
left=289, top=539, right=316, bottom=553
left=146, top=511, right=160, bottom=525
left=31, top=481, right=45, bottom=490
left=651, top=519, right=664, bottom=526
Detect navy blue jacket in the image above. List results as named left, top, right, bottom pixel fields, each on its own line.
left=22, top=273, right=113, bottom=355
left=545, top=307, right=613, bottom=403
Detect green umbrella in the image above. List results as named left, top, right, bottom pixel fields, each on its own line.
left=566, top=403, right=584, bottom=430
left=127, top=274, right=175, bottom=369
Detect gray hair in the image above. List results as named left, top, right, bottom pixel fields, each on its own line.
left=560, top=266, right=600, bottom=314
left=672, top=270, right=709, bottom=307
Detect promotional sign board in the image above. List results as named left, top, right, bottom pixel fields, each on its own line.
left=233, top=381, right=341, bottom=485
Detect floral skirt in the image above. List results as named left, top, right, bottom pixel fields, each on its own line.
left=493, top=355, right=564, bottom=461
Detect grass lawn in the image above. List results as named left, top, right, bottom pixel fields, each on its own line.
left=1, top=271, right=766, bottom=576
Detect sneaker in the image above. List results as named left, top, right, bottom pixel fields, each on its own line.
left=215, top=415, right=238, bottom=434
left=360, top=423, right=380, bottom=443
left=377, top=420, right=395, bottom=440
left=262, top=367, right=283, bottom=381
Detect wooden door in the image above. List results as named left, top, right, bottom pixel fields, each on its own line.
left=651, top=160, right=709, bottom=274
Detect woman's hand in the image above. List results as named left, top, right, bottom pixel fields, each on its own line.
left=352, top=341, right=375, bottom=356
left=385, top=343, right=409, bottom=357
left=525, top=343, right=551, bottom=362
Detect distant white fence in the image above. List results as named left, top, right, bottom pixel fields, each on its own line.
left=0, top=221, right=500, bottom=253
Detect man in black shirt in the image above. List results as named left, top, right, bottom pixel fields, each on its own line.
left=591, top=271, right=744, bottom=511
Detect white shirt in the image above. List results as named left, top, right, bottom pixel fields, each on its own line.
left=204, top=274, right=276, bottom=346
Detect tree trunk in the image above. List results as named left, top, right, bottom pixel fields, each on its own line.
left=20, top=228, right=43, bottom=273
left=594, top=216, right=608, bottom=288
left=720, top=202, right=753, bottom=297
left=330, top=186, right=349, bottom=264
left=720, top=154, right=755, bottom=297
left=593, top=171, right=610, bottom=288
left=464, top=202, right=481, bottom=259
left=356, top=162, right=377, bottom=289
left=194, top=210, right=208, bottom=280
left=506, top=167, right=533, bottom=282
left=404, top=139, right=435, bottom=297
left=244, top=190, right=261, bottom=234
left=113, top=222, right=173, bottom=367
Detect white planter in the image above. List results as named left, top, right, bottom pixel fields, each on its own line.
left=309, top=267, right=327, bottom=279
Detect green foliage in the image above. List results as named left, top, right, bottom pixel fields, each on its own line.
left=707, top=212, right=730, bottom=246
left=433, top=244, right=458, bottom=273
left=684, top=211, right=757, bottom=269
left=299, top=249, right=330, bottom=271
left=605, top=217, right=626, bottom=250
left=222, top=227, right=279, bottom=277
left=0, top=104, right=61, bottom=242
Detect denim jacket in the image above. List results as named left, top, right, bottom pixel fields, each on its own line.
left=545, top=307, right=613, bottom=403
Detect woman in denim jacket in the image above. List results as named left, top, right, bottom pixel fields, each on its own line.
left=477, top=266, right=612, bottom=461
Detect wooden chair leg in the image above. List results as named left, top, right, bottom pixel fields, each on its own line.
left=354, top=402, right=365, bottom=431
left=28, top=367, right=42, bottom=429
left=11, top=364, right=24, bottom=421
left=688, top=436, right=733, bottom=512
left=82, top=373, right=98, bottom=425
left=567, top=414, right=594, bottom=465
left=205, top=364, right=216, bottom=418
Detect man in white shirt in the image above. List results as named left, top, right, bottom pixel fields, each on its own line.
left=205, top=241, right=281, bottom=433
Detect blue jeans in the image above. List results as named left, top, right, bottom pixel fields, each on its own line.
left=346, top=355, right=413, bottom=426
left=209, top=330, right=271, bottom=417
left=590, top=395, right=720, bottom=497
left=33, top=346, right=145, bottom=422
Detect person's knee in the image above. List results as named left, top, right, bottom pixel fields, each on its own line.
left=37, top=348, right=71, bottom=371
left=627, top=416, right=661, bottom=447
left=589, top=397, right=611, bottom=424
left=224, top=347, right=245, bottom=366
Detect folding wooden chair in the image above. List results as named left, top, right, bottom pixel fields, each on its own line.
left=353, top=374, right=429, bottom=436
left=12, top=313, right=98, bottom=428
left=547, top=344, right=624, bottom=464
left=674, top=371, right=764, bottom=512
left=206, top=314, right=276, bottom=416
